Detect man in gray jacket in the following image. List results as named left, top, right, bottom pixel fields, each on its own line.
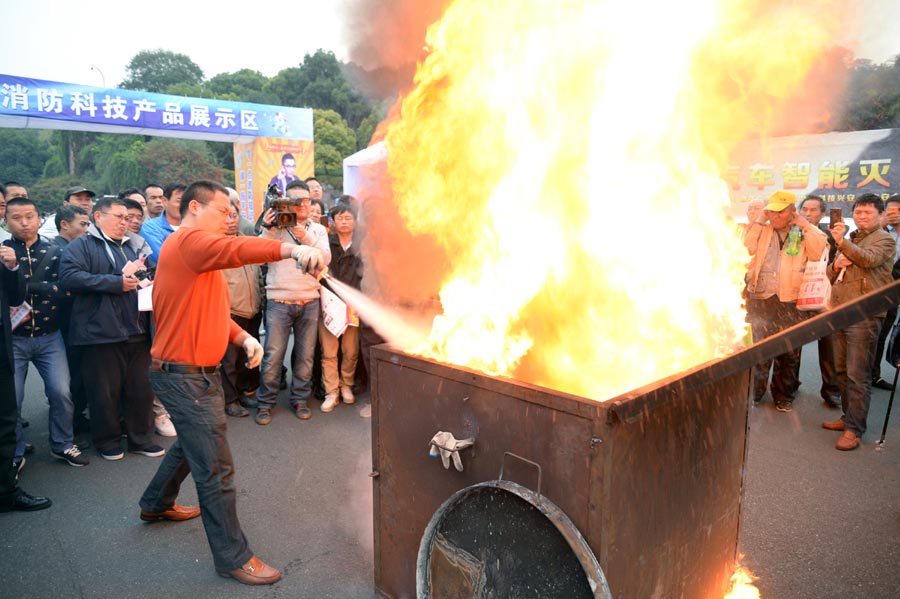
left=254, top=180, right=330, bottom=424
left=220, top=200, right=264, bottom=417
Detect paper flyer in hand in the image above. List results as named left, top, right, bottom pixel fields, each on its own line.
left=10, top=302, right=31, bottom=331
left=320, top=286, right=349, bottom=337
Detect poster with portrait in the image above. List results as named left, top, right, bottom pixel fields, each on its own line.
left=233, top=137, right=315, bottom=221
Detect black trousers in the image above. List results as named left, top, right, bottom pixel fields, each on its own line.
left=220, top=313, right=261, bottom=405
left=81, top=339, right=154, bottom=453
left=0, top=335, right=18, bottom=507
left=873, top=306, right=898, bottom=379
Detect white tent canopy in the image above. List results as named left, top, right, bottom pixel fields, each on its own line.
left=342, top=141, right=387, bottom=198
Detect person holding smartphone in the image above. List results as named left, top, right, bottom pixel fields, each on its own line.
left=823, top=194, right=896, bottom=450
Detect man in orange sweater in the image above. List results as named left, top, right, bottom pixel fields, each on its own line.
left=138, top=180, right=324, bottom=585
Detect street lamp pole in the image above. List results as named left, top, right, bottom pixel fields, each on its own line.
left=90, top=64, right=105, bottom=87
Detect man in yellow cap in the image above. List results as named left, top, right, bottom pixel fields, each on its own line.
left=744, top=190, right=827, bottom=411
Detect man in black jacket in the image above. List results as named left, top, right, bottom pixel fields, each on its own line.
left=4, top=198, right=88, bottom=469
left=59, top=197, right=163, bottom=462
left=0, top=184, right=51, bottom=512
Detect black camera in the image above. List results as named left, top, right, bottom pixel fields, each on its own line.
left=265, top=184, right=298, bottom=229
left=133, top=267, right=155, bottom=282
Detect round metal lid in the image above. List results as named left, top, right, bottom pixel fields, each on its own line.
left=417, top=479, right=613, bottom=599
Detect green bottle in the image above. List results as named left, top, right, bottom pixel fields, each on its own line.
left=785, top=225, right=802, bottom=256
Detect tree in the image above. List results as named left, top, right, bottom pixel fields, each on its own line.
left=313, top=109, right=357, bottom=187
left=268, top=50, right=372, bottom=128
left=138, top=138, right=224, bottom=187
left=120, top=50, right=204, bottom=93
left=356, top=103, right=389, bottom=150
left=84, top=134, right=147, bottom=195
left=0, top=129, right=52, bottom=185
left=206, top=69, right=278, bottom=104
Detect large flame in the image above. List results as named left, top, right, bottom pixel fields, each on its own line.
left=378, top=0, right=848, bottom=399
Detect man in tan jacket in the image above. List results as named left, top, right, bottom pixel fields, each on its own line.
left=744, top=190, right=827, bottom=412
left=822, top=193, right=896, bottom=450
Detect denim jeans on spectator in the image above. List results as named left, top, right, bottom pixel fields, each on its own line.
left=833, top=316, right=882, bottom=436
left=12, top=331, right=73, bottom=456
left=139, top=370, right=253, bottom=572
left=256, top=300, right=319, bottom=409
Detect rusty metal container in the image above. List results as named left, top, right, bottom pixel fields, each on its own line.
left=370, top=282, right=900, bottom=599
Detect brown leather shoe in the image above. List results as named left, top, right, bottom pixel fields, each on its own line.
left=836, top=430, right=860, bottom=451
left=822, top=418, right=845, bottom=431
left=218, top=556, right=282, bottom=585
left=140, top=504, right=201, bottom=522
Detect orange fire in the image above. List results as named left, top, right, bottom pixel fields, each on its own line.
left=725, top=565, right=761, bottom=599
left=375, top=0, right=849, bottom=399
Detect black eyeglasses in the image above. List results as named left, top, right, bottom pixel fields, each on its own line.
left=99, top=212, right=128, bottom=222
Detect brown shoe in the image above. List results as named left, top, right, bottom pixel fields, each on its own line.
left=140, top=504, right=201, bottom=522
left=836, top=430, right=860, bottom=451
left=822, top=418, right=845, bottom=431
left=218, top=556, right=282, bottom=585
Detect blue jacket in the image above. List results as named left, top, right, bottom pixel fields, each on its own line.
left=139, top=215, right=176, bottom=264
left=58, top=226, right=151, bottom=346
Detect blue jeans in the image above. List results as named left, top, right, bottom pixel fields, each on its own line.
left=13, top=331, right=73, bottom=456
left=139, top=370, right=253, bottom=572
left=833, top=316, right=882, bottom=436
left=256, top=299, right=319, bottom=409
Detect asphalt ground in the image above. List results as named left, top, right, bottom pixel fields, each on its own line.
left=1, top=340, right=899, bottom=599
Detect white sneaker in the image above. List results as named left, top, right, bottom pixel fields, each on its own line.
left=340, top=387, right=355, bottom=404
left=154, top=414, right=177, bottom=437
left=359, top=404, right=372, bottom=419
left=321, top=393, right=340, bottom=413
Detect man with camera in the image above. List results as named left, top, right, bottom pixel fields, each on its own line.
left=255, top=180, right=331, bottom=425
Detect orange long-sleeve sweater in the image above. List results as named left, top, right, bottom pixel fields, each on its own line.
left=151, top=227, right=283, bottom=366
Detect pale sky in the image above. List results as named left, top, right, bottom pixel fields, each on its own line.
left=0, top=0, right=898, bottom=89
left=0, top=0, right=353, bottom=88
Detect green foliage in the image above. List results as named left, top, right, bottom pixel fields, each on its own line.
left=313, top=109, right=357, bottom=187
left=138, top=138, right=224, bottom=186
left=120, top=50, right=204, bottom=93
left=0, top=129, right=52, bottom=185
left=207, top=70, right=278, bottom=105
left=356, top=103, right=389, bottom=150
left=836, top=55, right=900, bottom=131
left=268, top=50, right=372, bottom=128
left=27, top=176, right=85, bottom=215
left=89, top=135, right=147, bottom=195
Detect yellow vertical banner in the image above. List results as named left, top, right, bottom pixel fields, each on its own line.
left=233, top=137, right=315, bottom=220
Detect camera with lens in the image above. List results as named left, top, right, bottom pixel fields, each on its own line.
left=265, top=184, right=298, bottom=229
left=133, top=267, right=155, bottom=282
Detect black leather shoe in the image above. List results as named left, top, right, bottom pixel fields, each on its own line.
left=225, top=403, right=250, bottom=418
left=0, top=489, right=52, bottom=512
left=872, top=377, right=894, bottom=391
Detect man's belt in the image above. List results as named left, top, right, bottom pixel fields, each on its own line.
left=151, top=359, right=220, bottom=374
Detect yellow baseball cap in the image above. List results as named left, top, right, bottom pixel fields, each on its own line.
left=764, top=190, right=796, bottom=212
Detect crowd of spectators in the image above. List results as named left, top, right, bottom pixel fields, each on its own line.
left=0, top=176, right=373, bottom=520
left=744, top=190, right=899, bottom=450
